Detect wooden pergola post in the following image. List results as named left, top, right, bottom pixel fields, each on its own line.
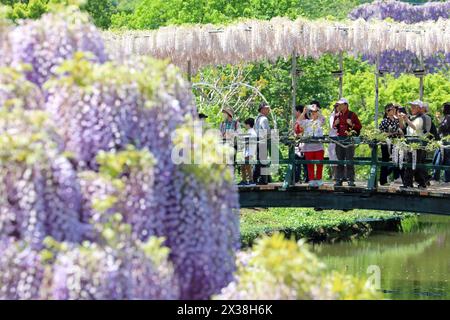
left=419, top=54, right=424, bottom=100
left=374, top=53, right=380, bottom=127
left=339, top=52, right=344, bottom=98
left=291, top=51, right=297, bottom=126
left=290, top=51, right=298, bottom=186
left=187, top=59, right=192, bottom=83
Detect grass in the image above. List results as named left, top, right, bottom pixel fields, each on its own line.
left=240, top=208, right=415, bottom=247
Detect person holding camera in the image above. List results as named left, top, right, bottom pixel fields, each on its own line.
left=398, top=100, right=428, bottom=189
left=298, top=104, right=326, bottom=187
left=379, top=103, right=404, bottom=185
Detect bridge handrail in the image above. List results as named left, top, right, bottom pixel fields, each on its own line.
left=233, top=133, right=450, bottom=190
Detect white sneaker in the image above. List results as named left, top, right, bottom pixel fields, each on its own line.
left=316, top=180, right=324, bottom=187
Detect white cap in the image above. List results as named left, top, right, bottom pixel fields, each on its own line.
left=408, top=100, right=424, bottom=108
left=336, top=98, right=349, bottom=105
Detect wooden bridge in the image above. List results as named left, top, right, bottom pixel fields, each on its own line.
left=239, top=181, right=450, bottom=215
left=236, top=136, right=450, bottom=216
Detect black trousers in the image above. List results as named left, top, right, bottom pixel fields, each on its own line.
left=335, top=144, right=355, bottom=182
left=253, top=142, right=270, bottom=184
left=380, top=144, right=401, bottom=185
left=402, top=149, right=427, bottom=187
left=294, top=154, right=309, bottom=183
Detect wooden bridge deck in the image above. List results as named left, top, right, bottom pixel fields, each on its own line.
left=238, top=181, right=450, bottom=215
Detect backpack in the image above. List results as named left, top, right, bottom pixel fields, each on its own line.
left=421, top=114, right=439, bottom=140
left=220, top=119, right=238, bottom=133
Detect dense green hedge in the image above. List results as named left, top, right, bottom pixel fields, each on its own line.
left=240, top=208, right=415, bottom=247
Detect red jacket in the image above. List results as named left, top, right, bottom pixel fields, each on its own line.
left=333, top=109, right=362, bottom=137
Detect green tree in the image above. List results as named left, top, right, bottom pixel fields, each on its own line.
left=1, top=0, right=117, bottom=28
left=110, top=0, right=367, bottom=29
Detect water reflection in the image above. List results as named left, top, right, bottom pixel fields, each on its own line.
left=312, top=215, right=450, bottom=300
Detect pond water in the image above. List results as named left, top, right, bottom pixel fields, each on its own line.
left=312, top=214, right=450, bottom=300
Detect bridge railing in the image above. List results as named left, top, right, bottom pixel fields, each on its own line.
left=233, top=134, right=450, bottom=190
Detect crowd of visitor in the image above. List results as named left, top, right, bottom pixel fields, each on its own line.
left=205, top=99, right=450, bottom=190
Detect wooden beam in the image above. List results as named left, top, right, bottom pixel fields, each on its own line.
left=239, top=188, right=450, bottom=216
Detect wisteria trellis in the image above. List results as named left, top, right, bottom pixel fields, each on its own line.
left=104, top=17, right=450, bottom=72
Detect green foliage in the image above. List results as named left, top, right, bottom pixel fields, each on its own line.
left=47, top=53, right=176, bottom=102
left=0, top=108, right=56, bottom=164
left=1, top=0, right=116, bottom=28
left=81, top=0, right=116, bottom=28
left=215, top=233, right=382, bottom=299
left=111, top=0, right=368, bottom=29
left=172, top=120, right=235, bottom=184
left=7, top=0, right=47, bottom=21
left=240, top=208, right=412, bottom=247
left=343, top=69, right=450, bottom=129
left=197, top=54, right=372, bottom=132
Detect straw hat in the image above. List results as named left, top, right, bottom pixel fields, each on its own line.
left=222, top=108, right=234, bottom=117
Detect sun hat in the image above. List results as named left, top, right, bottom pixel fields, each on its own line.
left=408, top=100, right=424, bottom=108
left=307, top=104, right=320, bottom=112
left=336, top=98, right=349, bottom=105
left=222, top=108, right=234, bottom=117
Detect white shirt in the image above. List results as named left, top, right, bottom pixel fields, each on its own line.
left=300, top=117, right=325, bottom=152
left=244, top=128, right=257, bottom=158
left=407, top=116, right=424, bottom=137
left=329, top=111, right=338, bottom=137
left=255, top=114, right=270, bottom=141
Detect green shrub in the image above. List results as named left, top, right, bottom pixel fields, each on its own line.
left=215, top=233, right=383, bottom=299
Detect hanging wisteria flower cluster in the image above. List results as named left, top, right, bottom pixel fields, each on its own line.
left=103, top=16, right=450, bottom=72
left=0, top=8, right=240, bottom=300
left=0, top=108, right=87, bottom=248
left=349, top=0, right=450, bottom=24
left=349, top=0, right=450, bottom=75
left=2, top=7, right=107, bottom=87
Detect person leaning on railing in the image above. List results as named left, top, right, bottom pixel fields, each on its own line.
left=379, top=103, right=404, bottom=186
left=332, top=98, right=362, bottom=187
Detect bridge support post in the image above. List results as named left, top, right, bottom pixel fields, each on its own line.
left=367, top=142, right=378, bottom=191
left=282, top=143, right=295, bottom=189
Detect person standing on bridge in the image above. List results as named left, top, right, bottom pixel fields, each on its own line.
left=294, top=104, right=309, bottom=184
left=437, top=102, right=450, bottom=185
left=254, top=102, right=271, bottom=185
left=379, top=103, right=403, bottom=186
left=299, top=104, right=325, bottom=187
left=238, top=118, right=257, bottom=186
left=333, top=98, right=362, bottom=187
left=220, top=107, right=240, bottom=166
left=399, top=101, right=428, bottom=189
